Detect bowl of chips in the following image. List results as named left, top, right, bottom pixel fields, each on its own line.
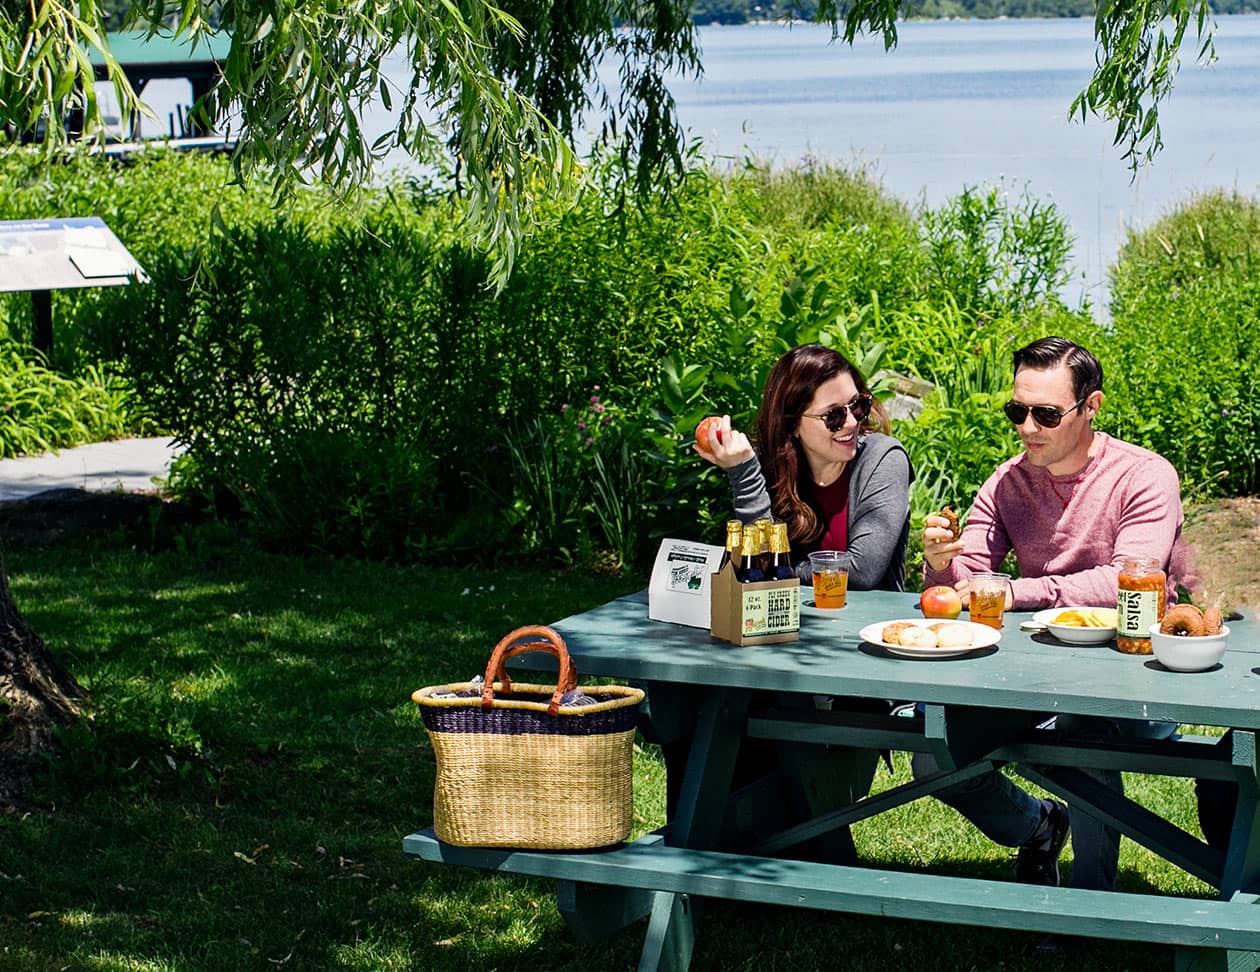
left=1032, top=606, right=1118, bottom=645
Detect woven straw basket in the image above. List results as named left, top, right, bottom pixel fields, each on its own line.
left=413, top=624, right=644, bottom=850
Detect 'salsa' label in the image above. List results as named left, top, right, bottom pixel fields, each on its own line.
left=1117, top=588, right=1160, bottom=638
left=740, top=585, right=801, bottom=636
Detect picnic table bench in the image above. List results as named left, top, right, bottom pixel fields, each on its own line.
left=404, top=589, right=1260, bottom=970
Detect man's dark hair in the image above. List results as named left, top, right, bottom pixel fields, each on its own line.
left=1012, top=337, right=1103, bottom=400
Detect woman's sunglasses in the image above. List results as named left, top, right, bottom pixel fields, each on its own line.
left=803, top=394, right=874, bottom=432
left=1002, top=395, right=1088, bottom=430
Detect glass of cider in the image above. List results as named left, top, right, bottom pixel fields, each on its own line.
left=967, top=571, right=1011, bottom=629
left=809, top=551, right=848, bottom=609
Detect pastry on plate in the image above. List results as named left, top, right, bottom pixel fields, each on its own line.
left=881, top=621, right=915, bottom=645
left=897, top=625, right=938, bottom=648
left=933, top=622, right=974, bottom=648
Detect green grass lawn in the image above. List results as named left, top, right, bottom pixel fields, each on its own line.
left=0, top=532, right=1219, bottom=970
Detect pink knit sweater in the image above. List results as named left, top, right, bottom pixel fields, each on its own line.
left=924, top=433, right=1186, bottom=610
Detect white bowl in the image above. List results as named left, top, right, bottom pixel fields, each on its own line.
left=1032, top=607, right=1117, bottom=645
left=1148, top=622, right=1230, bottom=672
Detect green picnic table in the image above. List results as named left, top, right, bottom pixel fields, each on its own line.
left=404, top=589, right=1260, bottom=971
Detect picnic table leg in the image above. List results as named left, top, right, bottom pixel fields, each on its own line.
left=632, top=686, right=750, bottom=972
left=1220, top=731, right=1260, bottom=896
left=670, top=687, right=751, bottom=850
left=775, top=731, right=879, bottom=863
left=639, top=890, right=696, bottom=972
left=556, top=877, right=657, bottom=944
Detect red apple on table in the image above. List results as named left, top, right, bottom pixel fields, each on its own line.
left=920, top=585, right=963, bottom=619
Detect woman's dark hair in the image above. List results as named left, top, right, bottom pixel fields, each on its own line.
left=1012, top=336, right=1103, bottom=400
left=755, top=344, right=889, bottom=544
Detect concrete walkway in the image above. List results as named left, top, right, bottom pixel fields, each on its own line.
left=0, top=437, right=182, bottom=502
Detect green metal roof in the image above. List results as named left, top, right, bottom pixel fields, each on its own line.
left=91, top=30, right=231, bottom=68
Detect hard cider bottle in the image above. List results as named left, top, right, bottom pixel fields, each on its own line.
left=738, top=531, right=765, bottom=583
left=754, top=518, right=772, bottom=576
left=720, top=520, right=743, bottom=572
left=769, top=522, right=795, bottom=580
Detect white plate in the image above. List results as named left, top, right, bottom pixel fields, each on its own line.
left=858, top=619, right=1001, bottom=658
left=1032, top=607, right=1117, bottom=645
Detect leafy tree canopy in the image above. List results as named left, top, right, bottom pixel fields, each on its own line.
left=0, top=0, right=1216, bottom=279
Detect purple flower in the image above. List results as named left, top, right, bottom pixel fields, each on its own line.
left=560, top=403, right=569, bottom=413
left=590, top=395, right=600, bottom=404
left=578, top=422, right=587, bottom=432
left=593, top=403, right=606, bottom=413
left=585, top=437, right=594, bottom=447
left=600, top=416, right=612, bottom=426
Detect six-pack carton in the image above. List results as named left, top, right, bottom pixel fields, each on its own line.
left=708, top=558, right=800, bottom=646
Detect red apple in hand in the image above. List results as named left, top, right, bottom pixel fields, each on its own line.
left=695, top=416, right=723, bottom=451
left=920, top=585, right=963, bottom=619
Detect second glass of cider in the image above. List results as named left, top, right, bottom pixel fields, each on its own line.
left=967, top=571, right=1010, bottom=629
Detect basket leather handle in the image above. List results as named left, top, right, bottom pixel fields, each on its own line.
left=482, top=625, right=578, bottom=716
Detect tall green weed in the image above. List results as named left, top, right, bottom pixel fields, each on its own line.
left=920, top=182, right=1077, bottom=318
left=0, top=343, right=139, bottom=457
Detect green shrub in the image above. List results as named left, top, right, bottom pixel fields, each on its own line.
left=0, top=149, right=330, bottom=370
left=1104, top=191, right=1260, bottom=497
left=104, top=206, right=450, bottom=556
left=727, top=160, right=925, bottom=311
left=2, top=149, right=1114, bottom=568
left=919, top=182, right=1076, bottom=318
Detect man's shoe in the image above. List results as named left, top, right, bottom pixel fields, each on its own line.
left=1015, top=800, right=1070, bottom=886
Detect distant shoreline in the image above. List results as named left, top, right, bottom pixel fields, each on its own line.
left=694, top=10, right=1259, bottom=27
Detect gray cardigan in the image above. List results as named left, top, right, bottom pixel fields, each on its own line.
left=724, top=432, right=913, bottom=592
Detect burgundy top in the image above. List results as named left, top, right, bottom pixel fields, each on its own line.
left=815, top=464, right=853, bottom=552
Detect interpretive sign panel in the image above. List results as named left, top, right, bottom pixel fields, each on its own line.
left=0, top=216, right=146, bottom=292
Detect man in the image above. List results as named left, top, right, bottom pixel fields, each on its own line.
left=916, top=336, right=1187, bottom=891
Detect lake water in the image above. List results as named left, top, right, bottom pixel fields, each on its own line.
left=657, top=17, right=1260, bottom=311
left=126, top=16, right=1260, bottom=311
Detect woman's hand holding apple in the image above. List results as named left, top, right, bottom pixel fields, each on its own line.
left=923, top=513, right=964, bottom=571
left=694, top=415, right=754, bottom=469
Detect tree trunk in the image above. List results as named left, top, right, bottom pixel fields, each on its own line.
left=0, top=552, right=84, bottom=801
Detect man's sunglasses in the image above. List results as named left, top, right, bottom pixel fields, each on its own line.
left=803, top=394, right=874, bottom=432
left=1002, top=394, right=1089, bottom=430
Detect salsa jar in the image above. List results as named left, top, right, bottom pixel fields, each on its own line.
left=1116, top=556, right=1166, bottom=654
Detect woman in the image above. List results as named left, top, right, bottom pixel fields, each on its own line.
left=696, top=344, right=912, bottom=591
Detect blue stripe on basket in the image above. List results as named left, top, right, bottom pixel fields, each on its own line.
left=420, top=698, right=640, bottom=736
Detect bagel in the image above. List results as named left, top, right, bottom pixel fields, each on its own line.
left=1160, top=604, right=1208, bottom=638
left=881, top=621, right=915, bottom=645
left=1203, top=607, right=1224, bottom=636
